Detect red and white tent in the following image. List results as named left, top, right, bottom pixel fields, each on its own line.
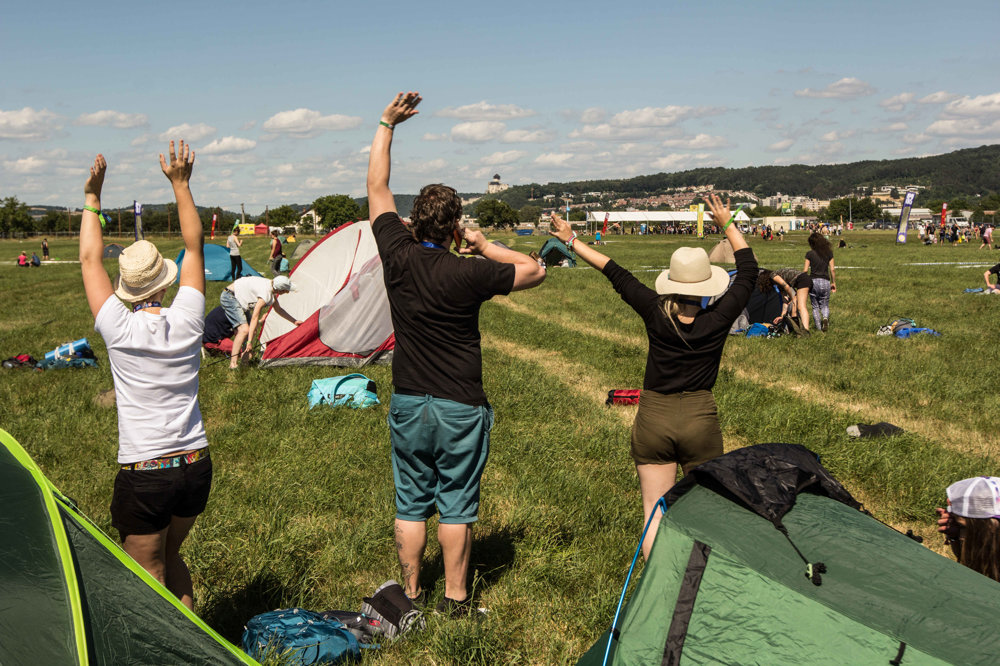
left=259, top=221, right=394, bottom=367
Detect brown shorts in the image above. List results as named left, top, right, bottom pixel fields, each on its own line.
left=630, top=389, right=723, bottom=474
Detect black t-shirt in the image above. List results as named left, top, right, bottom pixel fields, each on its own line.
left=372, top=212, right=515, bottom=406
left=990, top=263, right=1000, bottom=279
left=203, top=305, right=236, bottom=345
left=602, top=247, right=758, bottom=394
left=805, top=250, right=832, bottom=279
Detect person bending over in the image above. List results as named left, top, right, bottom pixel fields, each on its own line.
left=936, top=477, right=1000, bottom=581
left=550, top=194, right=757, bottom=559
left=758, top=266, right=813, bottom=333
left=219, top=274, right=302, bottom=369
left=983, top=262, right=1000, bottom=294
left=367, top=92, right=545, bottom=615
left=79, top=142, right=209, bottom=610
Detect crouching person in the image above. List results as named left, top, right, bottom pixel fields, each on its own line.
left=79, top=143, right=209, bottom=609
left=367, top=92, right=545, bottom=616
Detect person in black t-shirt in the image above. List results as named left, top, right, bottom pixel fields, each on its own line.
left=984, top=263, right=1000, bottom=293
left=803, top=232, right=836, bottom=331
left=550, top=193, right=757, bottom=560
left=367, top=92, right=546, bottom=614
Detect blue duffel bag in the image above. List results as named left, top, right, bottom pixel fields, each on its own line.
left=242, top=608, right=360, bottom=664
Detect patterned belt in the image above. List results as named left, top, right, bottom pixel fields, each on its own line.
left=121, top=448, right=209, bottom=471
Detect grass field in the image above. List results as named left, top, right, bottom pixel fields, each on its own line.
left=2, top=229, right=997, bottom=664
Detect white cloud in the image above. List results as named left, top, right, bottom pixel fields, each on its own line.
left=902, top=133, right=931, bottom=145
left=450, top=121, right=505, bottom=143
left=925, top=92, right=1000, bottom=138
left=479, top=150, right=527, bottom=165
left=661, top=133, right=728, bottom=149
left=610, top=105, right=715, bottom=128
left=616, top=143, right=660, bottom=157
left=502, top=128, right=554, bottom=143
left=768, top=139, right=794, bottom=152
left=820, top=130, right=856, bottom=141
left=75, top=110, right=148, bottom=129
left=580, top=107, right=607, bottom=124
left=794, top=77, right=875, bottom=99
left=651, top=153, right=713, bottom=171
left=422, top=132, right=448, bottom=141
left=130, top=134, right=151, bottom=147
left=876, top=122, right=908, bottom=132
left=262, top=109, right=362, bottom=137
left=4, top=155, right=49, bottom=173
left=919, top=91, right=959, bottom=104
left=200, top=136, right=257, bottom=155
left=879, top=92, right=914, bottom=112
left=158, top=122, right=216, bottom=143
left=410, top=158, right=447, bottom=174
left=0, top=107, right=61, bottom=140
left=568, top=124, right=659, bottom=141
left=534, top=152, right=574, bottom=167
left=437, top=101, right=535, bottom=120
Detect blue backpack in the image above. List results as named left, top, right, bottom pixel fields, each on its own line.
left=745, top=323, right=771, bottom=338
left=307, top=374, right=380, bottom=409
left=242, top=608, right=361, bottom=665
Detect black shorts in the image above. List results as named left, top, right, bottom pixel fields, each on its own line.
left=792, top=274, right=813, bottom=291
left=111, top=456, right=213, bottom=536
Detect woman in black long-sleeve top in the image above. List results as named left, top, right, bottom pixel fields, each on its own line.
left=549, top=194, right=757, bottom=558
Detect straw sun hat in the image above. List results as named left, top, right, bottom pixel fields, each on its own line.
left=113, top=240, right=178, bottom=302
left=654, top=247, right=730, bottom=297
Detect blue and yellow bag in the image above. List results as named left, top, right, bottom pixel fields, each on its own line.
left=307, top=373, right=379, bottom=409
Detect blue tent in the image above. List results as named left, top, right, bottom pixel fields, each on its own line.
left=174, top=244, right=261, bottom=282
left=539, top=237, right=577, bottom=267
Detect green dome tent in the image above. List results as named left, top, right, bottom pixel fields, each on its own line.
left=539, top=237, right=576, bottom=267
left=0, top=429, right=255, bottom=665
left=580, top=444, right=1000, bottom=665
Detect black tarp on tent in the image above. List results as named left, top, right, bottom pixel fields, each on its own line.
left=0, top=429, right=256, bottom=665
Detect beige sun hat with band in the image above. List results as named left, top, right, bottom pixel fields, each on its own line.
left=113, top=240, right=178, bottom=302
left=654, top=246, right=731, bottom=298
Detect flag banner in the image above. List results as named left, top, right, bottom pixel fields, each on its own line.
left=211, top=213, right=217, bottom=240
left=896, top=191, right=916, bottom=243
left=133, top=200, right=143, bottom=241
left=940, top=202, right=948, bottom=228
left=602, top=212, right=609, bottom=236
left=697, top=203, right=705, bottom=238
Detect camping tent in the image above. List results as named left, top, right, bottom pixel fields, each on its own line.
left=539, top=237, right=576, bottom=267
left=174, top=244, right=262, bottom=282
left=707, top=238, right=735, bottom=263
left=579, top=444, right=1000, bottom=665
left=288, top=239, right=315, bottom=268
left=0, top=429, right=255, bottom=665
left=102, top=243, right=124, bottom=259
left=259, top=221, right=394, bottom=367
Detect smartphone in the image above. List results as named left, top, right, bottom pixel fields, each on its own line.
left=453, top=229, right=464, bottom=251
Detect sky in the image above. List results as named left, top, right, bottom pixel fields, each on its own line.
left=2, top=0, right=999, bottom=213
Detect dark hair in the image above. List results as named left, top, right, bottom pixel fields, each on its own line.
left=270, top=229, right=278, bottom=237
left=808, top=232, right=833, bottom=260
left=959, top=517, right=1000, bottom=582
left=411, top=184, right=462, bottom=244
left=756, top=268, right=774, bottom=294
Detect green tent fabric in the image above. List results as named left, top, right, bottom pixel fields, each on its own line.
left=0, top=429, right=256, bottom=665
left=539, top=237, right=577, bottom=267
left=580, top=444, right=1000, bottom=665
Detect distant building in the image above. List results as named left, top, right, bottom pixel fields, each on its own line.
left=487, top=174, right=510, bottom=194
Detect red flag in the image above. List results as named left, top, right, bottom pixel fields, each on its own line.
left=602, top=212, right=609, bottom=236
left=940, top=203, right=948, bottom=228
left=211, top=213, right=217, bottom=239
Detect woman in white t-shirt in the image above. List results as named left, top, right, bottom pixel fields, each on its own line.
left=79, top=141, right=209, bottom=611
left=220, top=274, right=303, bottom=368
left=226, top=227, right=243, bottom=279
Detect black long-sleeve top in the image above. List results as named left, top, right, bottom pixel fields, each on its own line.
left=602, top=247, right=758, bottom=394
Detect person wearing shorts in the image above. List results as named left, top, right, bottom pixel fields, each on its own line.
left=759, top=267, right=814, bottom=333
left=548, top=194, right=757, bottom=560
left=367, top=92, right=545, bottom=614
left=984, top=263, right=1000, bottom=293
left=80, top=141, right=210, bottom=610
left=219, top=274, right=301, bottom=368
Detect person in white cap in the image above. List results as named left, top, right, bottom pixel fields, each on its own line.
left=220, top=274, right=302, bottom=369
left=936, top=476, right=1000, bottom=581
left=79, top=141, right=209, bottom=610
left=549, top=193, right=757, bottom=559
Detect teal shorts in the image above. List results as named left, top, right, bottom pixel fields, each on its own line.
left=388, top=393, right=494, bottom=524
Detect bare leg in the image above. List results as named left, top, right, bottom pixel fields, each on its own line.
left=395, top=518, right=427, bottom=599
left=636, top=463, right=677, bottom=560
left=796, top=288, right=811, bottom=331
left=438, top=523, right=472, bottom=601
left=229, top=323, right=249, bottom=369
left=122, top=528, right=168, bottom=586
left=165, top=515, right=198, bottom=610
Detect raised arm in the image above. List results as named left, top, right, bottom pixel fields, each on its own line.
left=704, top=194, right=748, bottom=252
left=366, top=92, right=421, bottom=221
left=548, top=213, right=610, bottom=271
left=460, top=229, right=545, bottom=291
left=159, top=140, right=203, bottom=294
left=80, top=154, right=113, bottom=318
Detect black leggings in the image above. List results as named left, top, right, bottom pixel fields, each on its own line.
left=230, top=255, right=242, bottom=280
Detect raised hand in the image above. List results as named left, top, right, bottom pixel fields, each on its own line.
left=704, top=193, right=732, bottom=226
left=459, top=229, right=489, bottom=255
left=548, top=213, right=573, bottom=242
left=84, top=154, right=107, bottom=199
left=380, top=92, right=422, bottom=127
left=159, top=140, right=195, bottom=186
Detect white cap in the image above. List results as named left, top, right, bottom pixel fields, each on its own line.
left=947, top=477, right=1000, bottom=519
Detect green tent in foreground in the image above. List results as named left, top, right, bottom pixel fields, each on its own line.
left=0, top=429, right=256, bottom=665
left=539, top=237, right=577, bottom=267
left=580, top=444, right=1000, bottom=665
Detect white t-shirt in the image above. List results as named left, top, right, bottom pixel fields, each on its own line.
left=95, top=287, right=207, bottom=463
left=227, top=233, right=241, bottom=256
left=229, top=276, right=274, bottom=311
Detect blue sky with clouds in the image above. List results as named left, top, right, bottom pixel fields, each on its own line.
left=3, top=0, right=998, bottom=213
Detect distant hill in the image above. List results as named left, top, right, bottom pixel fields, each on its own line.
left=486, top=144, right=1000, bottom=210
